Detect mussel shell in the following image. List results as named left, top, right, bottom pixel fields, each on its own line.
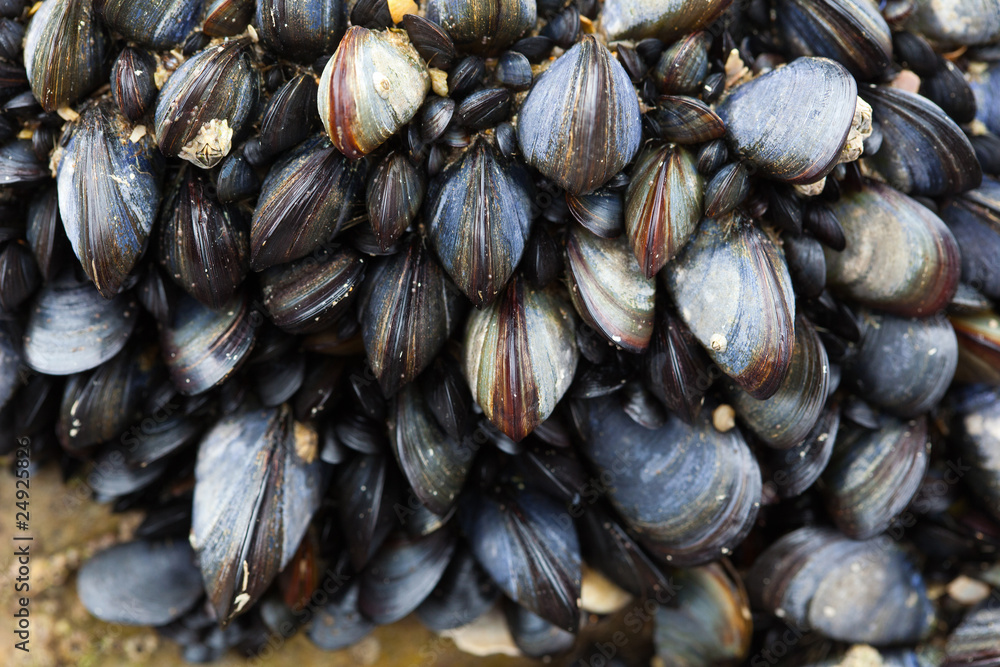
left=905, top=0, right=1000, bottom=46
left=567, top=188, right=623, bottom=239
left=945, top=605, right=1000, bottom=667
left=703, top=161, right=750, bottom=218
left=257, top=73, right=319, bottom=160
left=951, top=310, right=1000, bottom=385
left=425, top=0, right=535, bottom=55
left=191, top=405, right=323, bottom=623
left=0, top=140, right=48, bottom=186
left=95, top=0, right=202, bottom=50
left=154, top=40, right=259, bottom=168
left=653, top=31, right=708, bottom=95
left=920, top=59, right=977, bottom=125
left=255, top=0, right=345, bottom=62
left=971, top=62, right=1000, bottom=137
left=577, top=395, right=761, bottom=566
left=651, top=95, right=726, bottom=145
left=0, top=323, right=20, bottom=411
left=862, top=84, right=982, bottom=197
left=307, top=579, right=375, bottom=650
left=367, top=151, right=424, bottom=253
left=250, top=135, right=366, bottom=271
left=624, top=142, right=703, bottom=278
left=24, top=0, right=107, bottom=111
left=318, top=26, right=429, bottom=159
left=729, top=315, right=829, bottom=450
left=746, top=526, right=934, bottom=645
left=202, top=0, right=253, bottom=36
left=495, top=50, right=533, bottom=90
left=111, top=47, right=158, bottom=122
left=940, top=177, right=1000, bottom=301
left=644, top=301, right=712, bottom=424
left=460, top=486, right=581, bottom=632
left=159, top=292, right=256, bottom=395
left=600, top=0, right=732, bottom=42
left=762, top=403, right=840, bottom=499
left=361, top=237, right=464, bottom=396
left=425, top=138, right=533, bottom=307
left=216, top=148, right=259, bottom=203
left=774, top=0, right=892, bottom=80
left=24, top=273, right=137, bottom=375
left=716, top=57, right=857, bottom=184
left=403, top=14, right=457, bottom=70
left=565, top=224, right=655, bottom=353
left=0, top=240, right=40, bottom=312
left=821, top=415, right=929, bottom=540
left=953, top=389, right=1000, bottom=522
left=841, top=309, right=957, bottom=418
left=159, top=169, right=249, bottom=309
left=336, top=453, right=401, bottom=570
left=505, top=601, right=576, bottom=658
left=77, top=540, right=202, bottom=625
left=464, top=277, right=578, bottom=441
left=517, top=35, right=641, bottom=195
left=664, top=214, right=795, bottom=400
left=58, top=101, right=162, bottom=298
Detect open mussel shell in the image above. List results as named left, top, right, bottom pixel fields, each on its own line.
left=599, top=0, right=731, bottom=42
left=729, top=315, right=829, bottom=450
left=24, top=0, right=107, bottom=112
left=78, top=539, right=202, bottom=625
left=624, top=142, right=703, bottom=278
left=261, top=246, right=365, bottom=335
left=940, top=176, right=1000, bottom=301
left=862, top=85, right=981, bottom=197
left=517, top=35, right=641, bottom=195
left=111, top=47, right=158, bottom=122
left=96, top=0, right=201, bottom=49
left=774, top=0, right=892, bottom=80
left=58, top=101, right=161, bottom=299
left=664, top=214, right=795, bottom=400
left=654, top=562, right=752, bottom=667
left=905, top=0, right=1000, bottom=46
left=391, top=383, right=474, bottom=516
left=425, top=0, right=535, bottom=55
left=460, top=485, right=581, bottom=632
left=250, top=135, right=366, bottom=271
left=566, top=225, right=654, bottom=353
left=425, top=138, right=533, bottom=307
left=762, top=403, right=840, bottom=499
left=577, top=395, right=761, bottom=566
left=361, top=237, right=463, bottom=397
left=952, top=387, right=1000, bottom=522
left=154, top=40, right=259, bottom=169
left=159, top=169, right=248, bottom=309
left=256, top=0, right=345, bottom=62
left=716, top=57, right=857, bottom=184
left=159, top=292, right=256, bottom=395
left=825, top=180, right=959, bottom=316
left=746, top=526, right=934, bottom=645
left=951, top=310, right=1000, bottom=384
left=464, top=276, right=578, bottom=441
left=821, top=415, right=929, bottom=540
left=191, top=404, right=323, bottom=624
left=318, top=26, right=429, bottom=159
left=841, top=309, right=957, bottom=418
left=367, top=151, right=424, bottom=253
left=24, top=272, right=137, bottom=375
left=359, top=528, right=457, bottom=625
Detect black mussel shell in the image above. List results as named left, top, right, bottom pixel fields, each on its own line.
left=403, top=14, right=457, bottom=69
left=506, top=600, right=575, bottom=658
left=0, top=140, right=48, bottom=186
left=0, top=240, right=40, bottom=312
left=921, top=59, right=977, bottom=125
left=111, top=47, right=158, bottom=122
left=600, top=0, right=731, bottom=42
left=905, top=0, right=1000, bottom=46
left=216, top=149, right=259, bottom=203
left=256, top=0, right=345, bottom=62
left=417, top=546, right=498, bottom=631
left=940, top=177, right=1000, bottom=301
left=762, top=403, right=840, bottom=499
left=653, top=31, right=708, bottom=95
left=703, top=161, right=750, bottom=218
left=945, top=604, right=1000, bottom=667
left=495, top=50, right=532, bottom=90
left=952, top=387, right=1000, bottom=523
left=367, top=151, right=424, bottom=253
left=136, top=262, right=177, bottom=324
left=650, top=95, right=726, bottom=145
left=202, top=0, right=253, bottom=36
left=307, top=579, right=376, bottom=651
left=0, top=323, right=20, bottom=412
left=567, top=188, right=623, bottom=239
left=425, top=0, right=535, bottom=56
left=96, top=0, right=201, bottom=49
left=644, top=301, right=712, bottom=424
left=257, top=73, right=319, bottom=160
left=336, top=453, right=400, bottom=571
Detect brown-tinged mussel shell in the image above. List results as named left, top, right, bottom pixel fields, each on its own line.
left=821, top=414, right=929, bottom=540
left=367, top=151, right=425, bottom=253
left=191, top=404, right=323, bottom=623
left=746, top=526, right=934, bottom=645
left=249, top=135, right=366, bottom=271
left=654, top=562, right=752, bottom=667
left=567, top=188, right=623, bottom=239
left=260, top=245, right=365, bottom=335
left=464, top=276, right=578, bottom=441
left=664, top=213, right=795, bottom=400
left=24, top=0, right=107, bottom=112
left=729, top=315, right=829, bottom=450
left=599, top=0, right=731, bottom=42
left=202, top=0, right=253, bottom=37
left=77, top=539, right=203, bottom=625
left=425, top=138, right=532, bottom=307
left=648, top=95, right=726, bottom=145
left=577, top=395, right=761, bottom=566
left=360, top=236, right=464, bottom=397
left=703, top=161, right=751, bottom=218
left=517, top=35, right=641, bottom=195
left=761, top=403, right=840, bottom=499
left=774, top=0, right=893, bottom=80
left=159, top=292, right=256, bottom=395
left=905, top=0, right=1000, bottom=46
left=153, top=40, right=259, bottom=169
left=318, top=26, right=429, bottom=159
left=862, top=84, right=982, bottom=197
left=940, top=176, right=1000, bottom=301
left=425, top=0, right=535, bottom=56
left=111, top=47, right=158, bottom=122
left=824, top=180, right=959, bottom=317
left=460, top=484, right=582, bottom=632
left=716, top=57, right=858, bottom=184
left=624, top=142, right=703, bottom=278
left=841, top=308, right=958, bottom=418
left=95, top=0, right=202, bottom=50
left=255, top=0, right=345, bottom=63
left=950, top=308, right=1000, bottom=384
left=565, top=224, right=655, bottom=353
left=57, top=100, right=162, bottom=298
left=24, top=271, right=137, bottom=375
left=158, top=168, right=249, bottom=309
left=0, top=239, right=40, bottom=312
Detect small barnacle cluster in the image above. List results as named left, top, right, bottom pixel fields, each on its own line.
left=3, top=0, right=1000, bottom=664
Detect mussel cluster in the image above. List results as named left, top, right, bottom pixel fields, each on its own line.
left=5, top=0, right=1000, bottom=664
